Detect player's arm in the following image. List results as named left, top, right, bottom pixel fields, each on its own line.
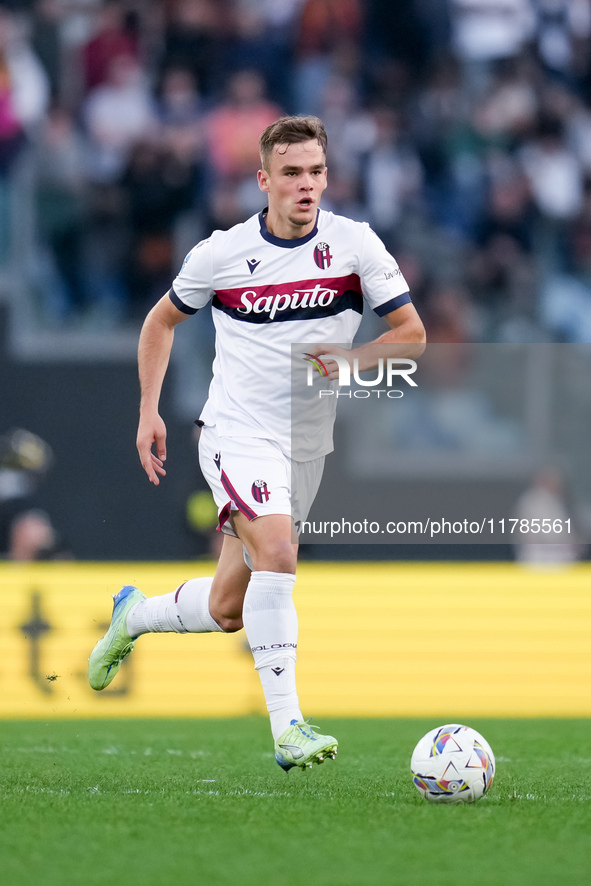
left=307, top=303, right=426, bottom=380
left=350, top=301, right=426, bottom=370
left=308, top=224, right=426, bottom=377
left=137, top=292, right=189, bottom=485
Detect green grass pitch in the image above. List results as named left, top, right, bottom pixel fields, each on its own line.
left=1, top=717, right=590, bottom=886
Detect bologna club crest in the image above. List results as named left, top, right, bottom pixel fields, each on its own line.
left=251, top=479, right=270, bottom=503
left=314, top=242, right=332, bottom=269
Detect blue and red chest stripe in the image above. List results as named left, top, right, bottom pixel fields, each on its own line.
left=170, top=275, right=410, bottom=321
left=212, top=273, right=363, bottom=323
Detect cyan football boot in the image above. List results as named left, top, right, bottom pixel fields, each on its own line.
left=88, top=585, right=145, bottom=690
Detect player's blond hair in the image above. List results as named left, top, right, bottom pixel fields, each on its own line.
left=259, top=115, right=328, bottom=171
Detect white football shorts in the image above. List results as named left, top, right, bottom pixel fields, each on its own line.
left=198, top=425, right=324, bottom=538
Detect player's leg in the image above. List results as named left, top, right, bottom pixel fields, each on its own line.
left=234, top=510, right=337, bottom=770
left=126, top=533, right=250, bottom=636
left=88, top=534, right=250, bottom=691
left=209, top=533, right=251, bottom=630
left=233, top=509, right=300, bottom=739
left=88, top=421, right=251, bottom=690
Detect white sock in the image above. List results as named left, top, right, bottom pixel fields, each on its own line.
left=126, top=577, right=224, bottom=636
left=242, top=570, right=303, bottom=739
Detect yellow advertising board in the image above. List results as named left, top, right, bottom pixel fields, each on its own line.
left=1, top=561, right=590, bottom=718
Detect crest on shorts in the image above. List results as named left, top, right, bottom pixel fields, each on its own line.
left=314, top=242, right=332, bottom=270
left=251, top=479, right=270, bottom=503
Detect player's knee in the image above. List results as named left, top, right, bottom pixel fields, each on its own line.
left=251, top=539, right=296, bottom=574
left=210, top=599, right=244, bottom=632
left=215, top=614, right=243, bottom=633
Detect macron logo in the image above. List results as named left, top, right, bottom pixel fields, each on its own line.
left=247, top=259, right=261, bottom=275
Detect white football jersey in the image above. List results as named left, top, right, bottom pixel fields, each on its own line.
left=171, top=208, right=410, bottom=459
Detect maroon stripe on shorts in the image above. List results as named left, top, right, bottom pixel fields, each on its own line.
left=217, top=501, right=232, bottom=531
left=220, top=470, right=258, bottom=521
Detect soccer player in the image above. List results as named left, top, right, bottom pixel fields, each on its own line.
left=89, top=115, right=425, bottom=770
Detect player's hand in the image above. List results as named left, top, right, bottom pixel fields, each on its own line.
left=136, top=412, right=167, bottom=485
left=304, top=344, right=352, bottom=380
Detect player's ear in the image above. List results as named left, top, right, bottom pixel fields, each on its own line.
left=258, top=168, right=270, bottom=193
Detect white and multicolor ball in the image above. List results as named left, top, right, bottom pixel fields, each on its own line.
left=411, top=724, right=495, bottom=804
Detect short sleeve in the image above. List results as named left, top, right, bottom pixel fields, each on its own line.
left=359, top=225, right=411, bottom=315
left=169, top=238, right=215, bottom=314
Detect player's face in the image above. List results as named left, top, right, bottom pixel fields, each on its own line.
left=258, top=140, right=327, bottom=238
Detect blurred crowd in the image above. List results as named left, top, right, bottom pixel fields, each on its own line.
left=2, top=0, right=591, bottom=343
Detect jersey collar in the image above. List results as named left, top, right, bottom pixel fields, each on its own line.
left=258, top=208, right=319, bottom=248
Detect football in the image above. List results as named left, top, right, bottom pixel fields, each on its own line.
left=410, top=724, right=495, bottom=804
